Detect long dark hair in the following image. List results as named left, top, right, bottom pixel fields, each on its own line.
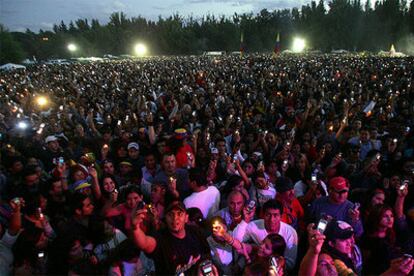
left=365, top=204, right=396, bottom=245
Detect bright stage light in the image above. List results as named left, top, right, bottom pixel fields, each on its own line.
left=67, top=43, right=77, bottom=52
left=134, top=43, right=147, bottom=57
left=292, top=37, right=306, bottom=53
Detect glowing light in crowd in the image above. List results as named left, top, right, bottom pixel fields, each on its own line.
left=67, top=43, right=77, bottom=52
left=134, top=43, right=147, bottom=56
left=17, top=121, right=28, bottom=130
left=36, top=96, right=48, bottom=107
left=292, top=37, right=306, bottom=53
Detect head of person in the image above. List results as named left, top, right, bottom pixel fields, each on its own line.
left=119, top=161, right=133, bottom=176
left=116, top=144, right=128, bottom=158
left=324, top=220, right=355, bottom=258
left=101, top=175, right=117, bottom=194
left=295, top=153, right=309, bottom=172
left=45, top=135, right=59, bottom=152
left=359, top=127, right=370, bottom=143
left=127, top=142, right=140, bottom=159
left=215, top=138, right=227, bottom=155
left=48, top=177, right=65, bottom=198
left=257, top=233, right=286, bottom=258
left=125, top=186, right=143, bottom=210
left=71, top=164, right=89, bottom=182
left=70, top=193, right=94, bottom=218
left=262, top=200, right=283, bottom=233
left=144, top=153, right=157, bottom=170
left=254, top=172, right=269, bottom=190
left=165, top=201, right=188, bottom=236
left=13, top=227, right=49, bottom=267
left=151, top=182, right=166, bottom=204
left=316, top=253, right=338, bottom=276
left=187, top=207, right=206, bottom=229
left=188, top=167, right=207, bottom=190
left=276, top=177, right=295, bottom=204
left=328, top=177, right=349, bottom=205
left=367, top=188, right=386, bottom=208
left=242, top=159, right=256, bottom=176
left=23, top=166, right=40, bottom=187
left=161, top=153, right=177, bottom=174
left=227, top=190, right=245, bottom=217
left=365, top=204, right=395, bottom=240
left=102, top=159, right=116, bottom=175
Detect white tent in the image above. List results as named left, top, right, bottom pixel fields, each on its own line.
left=0, top=63, right=26, bottom=71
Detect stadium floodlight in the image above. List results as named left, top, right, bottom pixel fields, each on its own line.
left=292, top=37, right=306, bottom=53
left=134, top=43, right=147, bottom=57
left=67, top=43, right=77, bottom=52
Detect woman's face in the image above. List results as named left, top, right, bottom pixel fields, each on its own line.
left=243, top=162, right=255, bottom=175
left=371, top=192, right=385, bottom=206
left=103, top=177, right=116, bottom=193
left=257, top=238, right=273, bottom=257
left=126, top=192, right=142, bottom=209
left=380, top=209, right=394, bottom=229
left=297, top=156, right=307, bottom=171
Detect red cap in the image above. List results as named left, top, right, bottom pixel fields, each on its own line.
left=329, top=176, right=349, bottom=191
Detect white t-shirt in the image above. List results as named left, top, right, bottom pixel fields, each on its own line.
left=184, top=186, right=220, bottom=219
left=232, top=219, right=298, bottom=270
left=249, top=186, right=277, bottom=208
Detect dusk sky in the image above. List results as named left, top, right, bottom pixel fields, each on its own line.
left=1, top=0, right=312, bottom=32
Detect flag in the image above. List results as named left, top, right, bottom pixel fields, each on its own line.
left=240, top=32, right=245, bottom=56
left=274, top=33, right=281, bottom=55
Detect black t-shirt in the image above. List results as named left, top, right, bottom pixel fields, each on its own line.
left=149, top=225, right=210, bottom=275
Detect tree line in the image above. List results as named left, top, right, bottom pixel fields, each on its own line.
left=1, top=0, right=414, bottom=63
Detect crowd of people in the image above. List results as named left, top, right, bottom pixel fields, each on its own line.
left=0, top=54, right=413, bottom=275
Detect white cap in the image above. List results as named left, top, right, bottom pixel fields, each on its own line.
left=211, top=148, right=219, bottom=154
left=45, top=135, right=58, bottom=143
left=127, top=142, right=139, bottom=150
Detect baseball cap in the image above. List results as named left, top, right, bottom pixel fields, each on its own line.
left=276, top=177, right=294, bottom=193
left=45, top=135, right=58, bottom=143
left=325, top=220, right=354, bottom=241
left=329, top=176, right=349, bottom=192
left=165, top=201, right=186, bottom=214
left=127, top=142, right=139, bottom=150
left=211, top=147, right=219, bottom=154
left=174, top=128, right=188, bottom=140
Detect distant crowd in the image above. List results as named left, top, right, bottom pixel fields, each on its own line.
left=0, top=54, right=413, bottom=275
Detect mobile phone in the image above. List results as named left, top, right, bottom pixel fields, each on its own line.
left=200, top=260, right=213, bottom=276
left=317, top=218, right=328, bottom=234
left=37, top=207, right=44, bottom=219
left=38, top=252, right=45, bottom=258
left=400, top=180, right=409, bottom=191
left=246, top=200, right=256, bottom=213
left=376, top=153, right=381, bottom=160
left=311, top=173, right=317, bottom=182
left=270, top=256, right=279, bottom=270
left=283, top=160, right=288, bottom=166
left=12, top=198, right=20, bottom=205
left=58, top=157, right=64, bottom=165
left=353, top=202, right=361, bottom=211
left=136, top=201, right=146, bottom=210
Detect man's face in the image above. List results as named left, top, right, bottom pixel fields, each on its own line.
left=264, top=208, right=281, bottom=233
left=47, top=140, right=59, bottom=152
left=51, top=180, right=63, bottom=196
left=331, top=237, right=354, bottom=257
left=228, top=193, right=244, bottom=216
left=165, top=209, right=188, bottom=234
left=255, top=177, right=268, bottom=190
left=103, top=162, right=115, bottom=175
left=280, top=189, right=295, bottom=203
left=216, top=141, right=226, bottom=154
left=25, top=173, right=39, bottom=187
left=162, top=155, right=176, bottom=174
left=145, top=154, right=156, bottom=169
left=81, top=197, right=94, bottom=216
left=120, top=164, right=132, bottom=175
left=128, top=148, right=140, bottom=159
left=359, top=130, right=369, bottom=143
left=329, top=188, right=348, bottom=204
left=151, top=185, right=165, bottom=203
